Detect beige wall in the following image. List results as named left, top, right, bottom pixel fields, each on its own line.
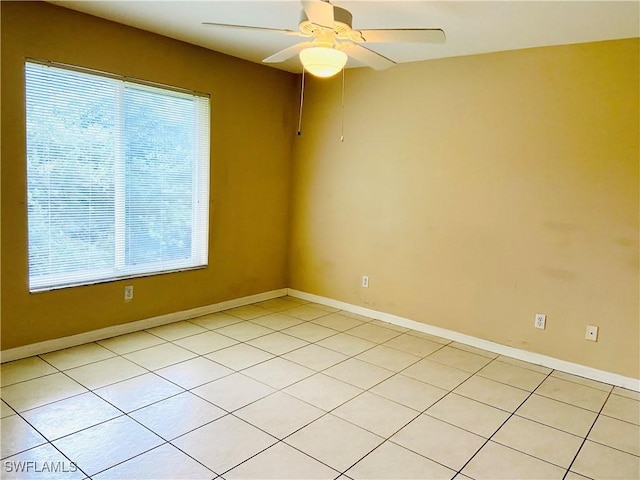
left=289, top=39, right=639, bottom=378
left=1, top=2, right=296, bottom=349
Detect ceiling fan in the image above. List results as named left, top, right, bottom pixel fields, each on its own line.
left=203, top=0, right=445, bottom=78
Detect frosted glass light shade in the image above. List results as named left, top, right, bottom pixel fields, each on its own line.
left=299, top=47, right=348, bottom=78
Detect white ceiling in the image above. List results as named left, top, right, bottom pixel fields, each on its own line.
left=51, top=1, right=640, bottom=73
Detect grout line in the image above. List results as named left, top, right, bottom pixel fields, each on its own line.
left=452, top=368, right=555, bottom=477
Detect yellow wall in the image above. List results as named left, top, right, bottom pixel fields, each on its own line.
left=1, top=2, right=296, bottom=349
left=289, top=39, right=640, bottom=378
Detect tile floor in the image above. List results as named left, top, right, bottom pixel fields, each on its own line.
left=1, top=296, right=639, bottom=479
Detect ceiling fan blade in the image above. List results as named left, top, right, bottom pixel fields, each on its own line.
left=202, top=22, right=301, bottom=36
left=302, top=0, right=335, bottom=28
left=344, top=44, right=395, bottom=70
left=263, top=42, right=315, bottom=64
left=358, top=28, right=446, bottom=44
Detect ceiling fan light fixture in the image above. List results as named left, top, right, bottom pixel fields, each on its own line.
left=299, top=46, right=347, bottom=78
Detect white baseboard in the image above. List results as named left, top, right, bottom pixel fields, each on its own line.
left=0, top=288, right=287, bottom=363
left=288, top=289, right=640, bottom=392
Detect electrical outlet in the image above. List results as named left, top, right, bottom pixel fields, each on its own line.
left=534, top=313, right=546, bottom=330
left=362, top=275, right=369, bottom=288
left=585, top=325, right=598, bottom=341
left=124, top=285, right=134, bottom=301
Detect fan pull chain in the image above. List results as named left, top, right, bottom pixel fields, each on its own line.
left=297, top=69, right=305, bottom=136
left=340, top=68, right=345, bottom=142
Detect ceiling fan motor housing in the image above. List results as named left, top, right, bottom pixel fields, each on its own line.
left=299, top=5, right=354, bottom=37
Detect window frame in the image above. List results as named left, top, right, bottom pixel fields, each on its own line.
left=25, top=59, right=211, bottom=292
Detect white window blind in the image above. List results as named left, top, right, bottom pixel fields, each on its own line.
left=25, top=60, right=210, bottom=291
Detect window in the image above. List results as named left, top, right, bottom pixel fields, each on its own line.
left=25, top=60, right=210, bottom=291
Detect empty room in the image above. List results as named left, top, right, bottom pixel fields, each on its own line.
left=1, top=1, right=638, bottom=479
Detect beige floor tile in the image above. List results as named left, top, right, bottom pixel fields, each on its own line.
left=516, top=394, right=597, bottom=437
left=286, top=414, right=383, bottom=472
left=130, top=392, right=225, bottom=440
left=188, top=312, right=243, bottom=330
left=247, top=331, right=309, bottom=355
left=95, top=372, right=183, bottom=412
left=333, top=391, right=419, bottom=437
left=312, top=313, right=365, bottom=332
left=97, top=331, right=165, bottom=355
left=454, top=375, right=530, bottom=412
left=284, top=305, right=332, bottom=321
left=346, top=323, right=400, bottom=344
left=426, top=393, right=510, bottom=437
left=306, top=302, right=340, bottom=313
left=52, top=416, right=163, bottom=476
left=224, top=304, right=271, bottom=320
left=123, top=343, right=197, bottom=371
left=535, top=376, right=609, bottom=412
left=253, top=297, right=300, bottom=313
left=403, top=358, right=472, bottom=391
left=283, top=344, right=349, bottom=371
left=448, top=342, right=498, bottom=359
left=64, top=356, right=146, bottom=390
left=496, top=355, right=552, bottom=375
left=283, top=295, right=309, bottom=305
left=173, top=330, right=238, bottom=355
left=283, top=373, right=363, bottom=411
left=370, top=374, right=447, bottom=412
left=40, top=343, right=115, bottom=370
left=572, top=440, right=640, bottom=480
left=369, top=319, right=410, bottom=333
left=146, top=320, right=207, bottom=341
left=384, top=334, right=444, bottom=357
left=477, top=360, right=547, bottom=391
left=1, top=443, right=85, bottom=479
left=346, top=441, right=456, bottom=480
left=172, top=414, right=276, bottom=474
left=282, top=322, right=337, bottom=342
left=550, top=371, right=613, bottom=392
left=93, top=443, right=214, bottom=479
left=242, top=357, right=314, bottom=389
left=235, top=391, right=324, bottom=439
left=426, top=346, right=492, bottom=373
left=612, top=386, right=640, bottom=401
left=588, top=414, right=640, bottom=456
left=317, top=333, right=377, bottom=356
left=1, top=372, right=87, bottom=412
left=601, top=393, right=640, bottom=425
left=356, top=345, right=421, bottom=372
left=226, top=441, right=339, bottom=479
left=390, top=414, right=485, bottom=470
left=1, top=400, right=15, bottom=418
left=324, top=358, right=394, bottom=389
left=0, top=414, right=47, bottom=458
left=205, top=343, right=274, bottom=370
left=492, top=415, right=583, bottom=468
left=22, top=392, right=121, bottom=440
left=250, top=312, right=304, bottom=331
left=338, top=311, right=373, bottom=322
left=406, top=330, right=451, bottom=345
left=461, top=441, right=565, bottom=479
left=155, top=357, right=233, bottom=389
left=565, top=471, right=591, bottom=480
left=0, top=357, right=58, bottom=387
left=215, top=321, right=273, bottom=342
left=191, top=373, right=275, bottom=411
